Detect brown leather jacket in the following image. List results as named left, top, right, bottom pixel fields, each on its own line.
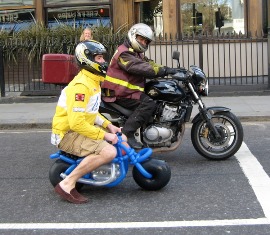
left=102, top=40, right=166, bottom=101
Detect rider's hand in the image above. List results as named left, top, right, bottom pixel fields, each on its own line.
left=104, top=132, right=118, bottom=145
left=164, top=67, right=178, bottom=76
left=107, top=123, right=121, bottom=134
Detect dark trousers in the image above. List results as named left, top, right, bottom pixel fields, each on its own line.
left=115, top=93, right=156, bottom=137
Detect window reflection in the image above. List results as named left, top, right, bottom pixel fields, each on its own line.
left=45, top=0, right=109, bottom=5
left=47, top=6, right=111, bottom=28
left=0, top=9, right=34, bottom=31
left=181, top=0, right=244, bottom=34
left=139, top=0, right=162, bottom=36
left=0, top=0, right=33, bottom=6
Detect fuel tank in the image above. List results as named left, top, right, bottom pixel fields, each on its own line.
left=145, top=80, right=186, bottom=102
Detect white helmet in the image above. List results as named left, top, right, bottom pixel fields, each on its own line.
left=127, top=23, right=154, bottom=53
left=75, top=40, right=108, bottom=75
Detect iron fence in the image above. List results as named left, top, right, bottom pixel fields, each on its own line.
left=147, top=33, right=269, bottom=88
left=0, top=33, right=269, bottom=97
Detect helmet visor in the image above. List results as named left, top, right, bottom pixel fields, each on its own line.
left=136, top=35, right=151, bottom=49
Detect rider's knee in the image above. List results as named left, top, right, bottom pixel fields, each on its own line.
left=100, top=144, right=117, bottom=161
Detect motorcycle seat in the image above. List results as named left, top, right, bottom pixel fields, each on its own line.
left=60, top=151, right=81, bottom=160
left=107, top=103, right=133, bottom=117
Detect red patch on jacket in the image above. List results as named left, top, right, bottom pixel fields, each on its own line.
left=75, top=93, right=85, bottom=102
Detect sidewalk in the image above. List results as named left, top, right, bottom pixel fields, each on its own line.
left=0, top=95, right=269, bottom=129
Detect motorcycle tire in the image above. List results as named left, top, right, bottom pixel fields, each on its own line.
left=49, top=159, right=83, bottom=191
left=132, top=159, right=171, bottom=191
left=191, top=111, right=244, bottom=160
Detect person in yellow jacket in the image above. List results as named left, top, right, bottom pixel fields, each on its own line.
left=51, top=40, right=124, bottom=204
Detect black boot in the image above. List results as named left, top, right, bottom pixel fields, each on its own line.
left=122, top=116, right=143, bottom=149
left=127, top=135, right=143, bottom=149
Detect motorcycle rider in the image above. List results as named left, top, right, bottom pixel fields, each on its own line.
left=51, top=40, right=125, bottom=204
left=102, top=23, right=178, bottom=149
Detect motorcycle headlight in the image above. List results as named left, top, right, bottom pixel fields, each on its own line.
left=199, top=78, right=208, bottom=96
left=190, top=66, right=208, bottom=96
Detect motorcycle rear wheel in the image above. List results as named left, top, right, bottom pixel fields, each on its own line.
left=191, top=111, right=243, bottom=160
left=132, top=159, right=171, bottom=190
left=49, top=159, right=83, bottom=190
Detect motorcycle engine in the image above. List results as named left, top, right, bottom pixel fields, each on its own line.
left=143, top=125, right=173, bottom=145
left=143, top=104, right=179, bottom=146
left=160, top=104, right=179, bottom=121
left=91, top=163, right=120, bottom=181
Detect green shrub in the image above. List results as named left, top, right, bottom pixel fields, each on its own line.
left=0, top=21, right=127, bottom=63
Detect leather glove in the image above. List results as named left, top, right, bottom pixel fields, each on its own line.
left=164, top=67, right=179, bottom=76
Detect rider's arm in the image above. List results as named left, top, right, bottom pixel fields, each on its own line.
left=118, top=51, right=166, bottom=77
left=95, top=113, right=111, bottom=128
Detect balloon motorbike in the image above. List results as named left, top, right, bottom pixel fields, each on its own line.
left=49, top=133, right=171, bottom=191
left=42, top=55, right=171, bottom=192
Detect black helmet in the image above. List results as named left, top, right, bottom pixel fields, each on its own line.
left=75, top=40, right=108, bottom=75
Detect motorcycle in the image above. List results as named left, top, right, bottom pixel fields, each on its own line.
left=100, top=51, right=244, bottom=160
left=49, top=133, right=171, bottom=191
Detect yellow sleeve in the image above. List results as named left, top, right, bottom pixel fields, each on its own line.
left=148, top=60, right=163, bottom=75
left=95, top=113, right=111, bottom=128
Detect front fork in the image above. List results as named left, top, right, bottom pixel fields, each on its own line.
left=188, top=83, right=229, bottom=139
left=198, top=106, right=221, bottom=138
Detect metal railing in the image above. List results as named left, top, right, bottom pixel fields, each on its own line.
left=147, top=32, right=268, bottom=88
left=0, top=33, right=269, bottom=97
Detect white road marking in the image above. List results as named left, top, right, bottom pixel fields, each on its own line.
left=0, top=218, right=269, bottom=230
left=0, top=142, right=270, bottom=230
left=235, top=142, right=270, bottom=219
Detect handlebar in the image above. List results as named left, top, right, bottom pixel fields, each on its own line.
left=113, top=132, right=152, bottom=163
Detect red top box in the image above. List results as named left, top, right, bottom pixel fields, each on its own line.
left=42, top=54, right=79, bottom=84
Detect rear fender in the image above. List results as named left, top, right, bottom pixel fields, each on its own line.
left=192, top=106, right=231, bottom=124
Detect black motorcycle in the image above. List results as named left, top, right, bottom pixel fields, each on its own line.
left=100, top=51, right=244, bottom=160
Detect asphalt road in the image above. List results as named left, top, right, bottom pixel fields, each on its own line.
left=0, top=122, right=270, bottom=235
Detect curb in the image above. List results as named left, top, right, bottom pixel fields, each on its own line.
left=0, top=96, right=58, bottom=104
left=0, top=116, right=269, bottom=130
left=1, top=88, right=270, bottom=104
left=238, top=116, right=270, bottom=122
left=0, top=123, right=52, bottom=130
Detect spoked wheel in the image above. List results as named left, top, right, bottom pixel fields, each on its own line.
left=49, top=159, right=83, bottom=190
left=191, top=111, right=243, bottom=160
left=132, top=159, right=171, bottom=190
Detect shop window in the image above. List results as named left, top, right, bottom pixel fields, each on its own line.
left=45, top=0, right=109, bottom=6
left=47, top=5, right=110, bottom=28
left=0, top=0, right=33, bottom=7
left=181, top=0, right=244, bottom=34
left=139, top=0, right=163, bottom=35
left=0, top=9, right=34, bottom=32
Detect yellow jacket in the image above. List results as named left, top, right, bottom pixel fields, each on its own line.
left=51, top=69, right=111, bottom=145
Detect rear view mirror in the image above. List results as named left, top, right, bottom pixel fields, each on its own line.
left=172, top=51, right=180, bottom=60
left=172, top=51, right=180, bottom=67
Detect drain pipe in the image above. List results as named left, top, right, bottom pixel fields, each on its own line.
left=0, top=46, right=4, bottom=97
left=268, top=0, right=270, bottom=89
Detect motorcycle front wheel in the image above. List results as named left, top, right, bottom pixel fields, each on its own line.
left=132, top=159, right=171, bottom=190
left=49, top=159, right=83, bottom=190
left=191, top=111, right=243, bottom=160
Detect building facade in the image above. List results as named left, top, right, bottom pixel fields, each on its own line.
left=0, top=0, right=268, bottom=36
